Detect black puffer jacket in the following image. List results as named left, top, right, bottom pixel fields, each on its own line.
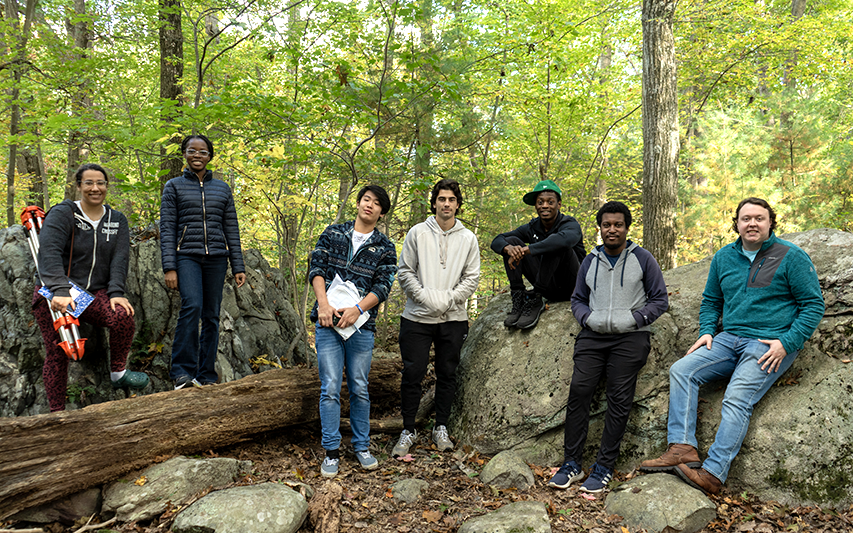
left=160, top=168, right=245, bottom=274
left=37, top=200, right=130, bottom=298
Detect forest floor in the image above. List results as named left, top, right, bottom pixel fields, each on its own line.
left=11, top=334, right=853, bottom=533
left=208, top=425, right=853, bottom=533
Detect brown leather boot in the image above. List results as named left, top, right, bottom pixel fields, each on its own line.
left=639, top=443, right=701, bottom=472
left=675, top=464, right=722, bottom=494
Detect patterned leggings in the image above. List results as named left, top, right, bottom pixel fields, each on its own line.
left=32, top=288, right=135, bottom=412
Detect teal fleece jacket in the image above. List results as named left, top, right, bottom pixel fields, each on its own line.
left=699, top=232, right=824, bottom=355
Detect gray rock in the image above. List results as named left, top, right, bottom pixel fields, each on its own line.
left=390, top=479, right=430, bottom=503
left=606, top=473, right=716, bottom=533
left=451, top=228, right=853, bottom=508
left=9, top=488, right=101, bottom=525
left=0, top=227, right=308, bottom=416
left=172, top=483, right=307, bottom=533
left=479, top=450, right=535, bottom=490
left=457, top=501, right=550, bottom=533
left=102, top=456, right=252, bottom=522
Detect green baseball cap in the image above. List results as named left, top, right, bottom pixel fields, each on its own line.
left=522, top=179, right=562, bottom=206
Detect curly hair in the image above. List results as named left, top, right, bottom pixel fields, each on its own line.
left=430, top=179, right=463, bottom=215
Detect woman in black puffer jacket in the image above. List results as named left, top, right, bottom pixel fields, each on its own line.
left=160, top=135, right=246, bottom=389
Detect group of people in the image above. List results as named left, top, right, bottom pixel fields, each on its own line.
left=307, top=177, right=824, bottom=498
left=34, top=152, right=824, bottom=497
left=34, top=134, right=245, bottom=412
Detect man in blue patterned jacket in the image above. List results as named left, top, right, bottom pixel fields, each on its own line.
left=308, top=184, right=398, bottom=478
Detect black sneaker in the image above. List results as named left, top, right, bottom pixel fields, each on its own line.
left=516, top=292, right=545, bottom=329
left=174, top=376, right=202, bottom=390
left=504, top=290, right=526, bottom=327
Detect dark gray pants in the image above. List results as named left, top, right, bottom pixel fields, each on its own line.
left=399, top=317, right=468, bottom=431
left=562, top=329, right=651, bottom=469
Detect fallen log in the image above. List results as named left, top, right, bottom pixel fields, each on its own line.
left=0, top=360, right=402, bottom=519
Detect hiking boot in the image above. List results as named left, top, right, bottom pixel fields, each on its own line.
left=675, top=464, right=722, bottom=495
left=355, top=450, right=378, bottom=470
left=174, top=376, right=202, bottom=390
left=640, top=443, right=701, bottom=472
left=431, top=425, right=453, bottom=451
left=321, top=456, right=340, bottom=478
left=504, top=290, right=526, bottom=327
left=392, top=429, right=418, bottom=457
left=515, top=292, right=545, bottom=329
left=579, top=462, right=613, bottom=493
left=112, top=371, right=150, bottom=390
left=548, top=459, right=584, bottom=489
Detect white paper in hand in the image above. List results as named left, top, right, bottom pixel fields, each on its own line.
left=326, top=274, right=369, bottom=340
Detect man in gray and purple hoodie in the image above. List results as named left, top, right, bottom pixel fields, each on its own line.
left=548, top=201, right=668, bottom=494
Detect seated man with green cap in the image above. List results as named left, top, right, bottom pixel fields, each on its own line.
left=490, top=179, right=586, bottom=329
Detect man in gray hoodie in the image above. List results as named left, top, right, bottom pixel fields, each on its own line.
left=548, top=201, right=668, bottom=493
left=393, top=179, right=480, bottom=457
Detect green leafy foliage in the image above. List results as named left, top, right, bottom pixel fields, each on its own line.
left=0, top=0, right=849, bottom=335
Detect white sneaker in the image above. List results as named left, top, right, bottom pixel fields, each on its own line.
left=320, top=456, right=340, bottom=478
left=432, top=425, right=453, bottom=451
left=356, top=450, right=378, bottom=470
left=392, top=429, right=418, bottom=457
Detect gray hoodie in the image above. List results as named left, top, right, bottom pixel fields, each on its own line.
left=571, top=241, right=668, bottom=334
left=398, top=216, right=480, bottom=324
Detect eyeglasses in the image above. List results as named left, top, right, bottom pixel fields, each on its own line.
left=185, top=149, right=210, bottom=157
left=81, top=180, right=107, bottom=187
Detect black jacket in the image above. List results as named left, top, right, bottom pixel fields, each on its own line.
left=160, top=168, right=245, bottom=274
left=491, top=212, right=586, bottom=263
left=37, top=200, right=130, bottom=298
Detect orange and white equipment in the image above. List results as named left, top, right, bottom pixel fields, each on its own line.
left=20, top=205, right=86, bottom=361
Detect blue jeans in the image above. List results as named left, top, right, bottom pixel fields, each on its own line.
left=170, top=254, right=229, bottom=383
left=667, top=331, right=798, bottom=482
left=315, top=326, right=374, bottom=452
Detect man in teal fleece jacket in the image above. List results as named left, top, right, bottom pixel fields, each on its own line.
left=641, top=197, right=825, bottom=494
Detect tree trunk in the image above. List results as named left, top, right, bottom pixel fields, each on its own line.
left=641, top=0, right=679, bottom=270
left=63, top=0, right=91, bottom=201
left=4, top=0, right=38, bottom=225
left=0, top=360, right=402, bottom=519
left=158, top=0, right=184, bottom=187
left=17, top=144, right=45, bottom=208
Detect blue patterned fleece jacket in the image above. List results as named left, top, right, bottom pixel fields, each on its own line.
left=308, top=220, right=398, bottom=332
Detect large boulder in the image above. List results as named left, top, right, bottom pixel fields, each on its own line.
left=0, top=226, right=308, bottom=416
left=451, top=228, right=853, bottom=508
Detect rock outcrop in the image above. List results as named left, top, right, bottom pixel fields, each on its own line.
left=0, top=225, right=308, bottom=416
left=451, top=228, right=853, bottom=508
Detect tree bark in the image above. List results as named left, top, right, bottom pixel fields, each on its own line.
left=4, top=0, right=38, bottom=224
left=158, top=0, right=184, bottom=187
left=0, top=360, right=402, bottom=519
left=63, top=0, right=90, bottom=201
left=641, top=0, right=679, bottom=269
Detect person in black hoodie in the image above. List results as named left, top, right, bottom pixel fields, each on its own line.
left=33, top=163, right=149, bottom=412
left=491, top=179, right=585, bottom=329
left=160, top=135, right=246, bottom=390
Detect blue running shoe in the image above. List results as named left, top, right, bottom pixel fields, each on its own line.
left=548, top=459, right=584, bottom=489
left=580, top=462, right=613, bottom=493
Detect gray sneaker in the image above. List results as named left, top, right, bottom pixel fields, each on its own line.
left=356, top=450, right=378, bottom=470
left=432, top=425, right=454, bottom=451
left=392, top=429, right=418, bottom=457
left=320, top=456, right=340, bottom=478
